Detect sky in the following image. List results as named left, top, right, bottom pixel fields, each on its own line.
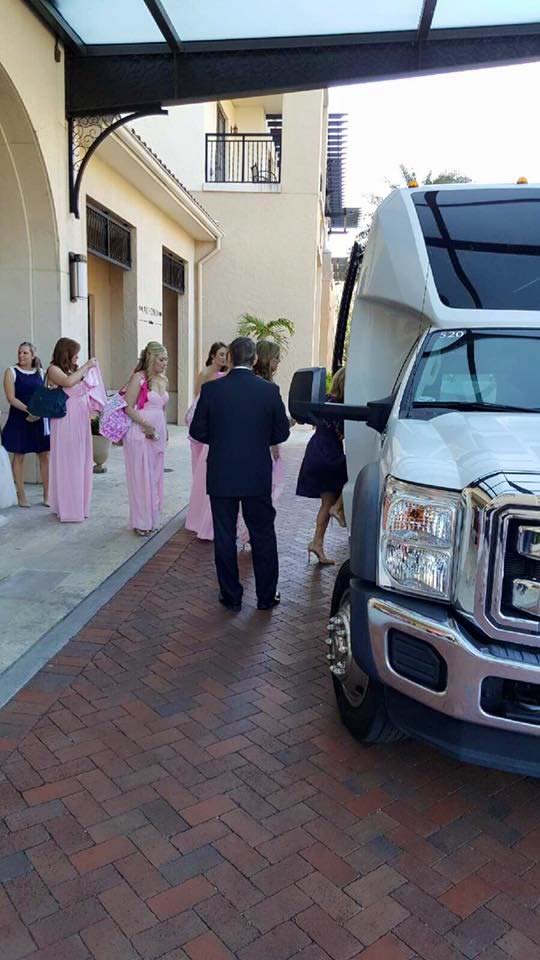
left=328, top=60, right=540, bottom=255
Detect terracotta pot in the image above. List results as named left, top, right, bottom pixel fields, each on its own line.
left=92, top=434, right=111, bottom=474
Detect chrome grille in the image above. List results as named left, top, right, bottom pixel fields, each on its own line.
left=491, top=511, right=540, bottom=635
left=479, top=474, right=540, bottom=642
left=502, top=520, right=540, bottom=621
left=458, top=473, right=540, bottom=646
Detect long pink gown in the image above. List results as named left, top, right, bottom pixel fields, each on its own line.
left=185, top=441, right=214, bottom=540
left=237, top=453, right=286, bottom=546
left=49, top=381, right=93, bottom=523
left=123, top=389, right=168, bottom=532
left=185, top=372, right=225, bottom=541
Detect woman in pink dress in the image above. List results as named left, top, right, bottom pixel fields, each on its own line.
left=185, top=342, right=228, bottom=541
left=47, top=339, right=97, bottom=523
left=237, top=341, right=286, bottom=547
left=123, top=341, right=168, bottom=537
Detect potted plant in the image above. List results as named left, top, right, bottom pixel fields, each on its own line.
left=90, top=414, right=111, bottom=473
left=237, top=313, right=295, bottom=352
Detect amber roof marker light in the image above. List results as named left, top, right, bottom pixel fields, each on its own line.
left=407, top=178, right=419, bottom=188
left=517, top=176, right=529, bottom=184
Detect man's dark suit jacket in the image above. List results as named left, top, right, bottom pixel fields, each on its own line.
left=189, top=369, right=290, bottom=498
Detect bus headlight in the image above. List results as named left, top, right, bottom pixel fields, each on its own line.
left=378, top=478, right=460, bottom=601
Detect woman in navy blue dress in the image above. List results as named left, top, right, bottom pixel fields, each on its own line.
left=2, top=341, right=50, bottom=507
left=296, top=367, right=347, bottom=565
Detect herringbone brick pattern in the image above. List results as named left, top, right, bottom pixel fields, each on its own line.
left=0, top=444, right=539, bottom=959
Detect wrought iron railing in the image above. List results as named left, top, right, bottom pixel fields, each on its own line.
left=205, top=132, right=281, bottom=184
left=87, top=204, right=131, bottom=268
left=163, top=250, right=185, bottom=294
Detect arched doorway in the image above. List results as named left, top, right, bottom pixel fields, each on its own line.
left=0, top=62, right=60, bottom=368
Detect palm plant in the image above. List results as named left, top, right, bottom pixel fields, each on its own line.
left=238, top=313, right=295, bottom=352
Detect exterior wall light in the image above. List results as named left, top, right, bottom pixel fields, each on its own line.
left=69, top=252, right=88, bottom=301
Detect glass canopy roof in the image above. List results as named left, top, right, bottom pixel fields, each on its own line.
left=47, top=0, right=540, bottom=47
left=432, top=0, right=540, bottom=30
left=51, top=1, right=164, bottom=45
left=26, top=0, right=540, bottom=118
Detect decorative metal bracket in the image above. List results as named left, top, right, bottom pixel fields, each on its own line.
left=68, top=108, right=167, bottom=218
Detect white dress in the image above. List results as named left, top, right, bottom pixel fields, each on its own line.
left=0, top=444, right=17, bottom=516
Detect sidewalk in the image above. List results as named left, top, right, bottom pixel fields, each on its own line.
left=0, top=430, right=311, bottom=704
left=0, top=442, right=538, bottom=960
left=0, top=427, right=192, bottom=683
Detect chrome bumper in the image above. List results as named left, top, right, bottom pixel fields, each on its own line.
left=368, top=597, right=540, bottom=737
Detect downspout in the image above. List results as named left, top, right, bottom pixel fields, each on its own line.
left=195, top=236, right=222, bottom=373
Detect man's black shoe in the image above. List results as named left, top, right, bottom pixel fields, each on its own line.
left=219, top=595, right=242, bottom=613
left=257, top=592, right=281, bottom=611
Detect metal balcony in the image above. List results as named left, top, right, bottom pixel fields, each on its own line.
left=205, top=132, right=281, bottom=184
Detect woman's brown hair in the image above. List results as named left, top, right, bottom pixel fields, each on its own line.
left=18, top=341, right=42, bottom=370
left=51, top=338, right=80, bottom=375
left=205, top=342, right=227, bottom=367
left=254, top=340, right=280, bottom=382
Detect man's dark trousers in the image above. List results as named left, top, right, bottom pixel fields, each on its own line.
left=210, top=495, right=278, bottom=607
left=189, top=366, right=290, bottom=609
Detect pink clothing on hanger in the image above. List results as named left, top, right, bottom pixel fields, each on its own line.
left=84, top=362, right=107, bottom=413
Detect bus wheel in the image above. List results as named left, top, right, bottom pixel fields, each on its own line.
left=328, top=562, right=404, bottom=743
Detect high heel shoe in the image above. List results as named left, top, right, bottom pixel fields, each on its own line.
left=308, top=542, right=335, bottom=565
left=329, top=506, right=347, bottom=528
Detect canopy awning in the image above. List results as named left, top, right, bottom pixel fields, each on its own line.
left=25, top=0, right=540, bottom=115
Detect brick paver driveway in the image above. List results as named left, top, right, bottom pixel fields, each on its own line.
left=0, top=445, right=539, bottom=960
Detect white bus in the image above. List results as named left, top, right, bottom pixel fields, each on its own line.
left=290, top=183, right=540, bottom=775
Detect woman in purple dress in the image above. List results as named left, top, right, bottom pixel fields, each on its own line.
left=296, top=367, right=347, bottom=565
left=2, top=341, right=50, bottom=507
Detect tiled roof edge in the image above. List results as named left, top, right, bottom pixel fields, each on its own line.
left=125, top=126, right=221, bottom=229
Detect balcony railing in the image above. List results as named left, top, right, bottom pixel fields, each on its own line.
left=205, top=132, right=281, bottom=184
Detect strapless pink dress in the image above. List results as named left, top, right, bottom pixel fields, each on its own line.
left=123, top=390, right=168, bottom=531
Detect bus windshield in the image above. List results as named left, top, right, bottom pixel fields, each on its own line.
left=409, top=329, right=540, bottom=414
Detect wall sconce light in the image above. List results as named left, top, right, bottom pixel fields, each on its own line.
left=69, top=252, right=88, bottom=301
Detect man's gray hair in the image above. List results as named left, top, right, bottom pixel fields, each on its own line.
left=229, top=337, right=257, bottom=368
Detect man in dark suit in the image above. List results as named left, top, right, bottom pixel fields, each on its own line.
left=189, top=337, right=290, bottom=612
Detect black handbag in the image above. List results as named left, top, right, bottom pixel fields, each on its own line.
left=27, top=383, right=67, bottom=419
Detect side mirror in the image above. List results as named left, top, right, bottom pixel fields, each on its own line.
left=365, top=395, right=394, bottom=434
left=288, top=367, right=394, bottom=433
left=289, top=367, right=326, bottom=425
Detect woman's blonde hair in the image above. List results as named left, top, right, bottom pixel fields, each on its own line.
left=254, top=340, right=280, bottom=382
left=135, top=341, right=167, bottom=381
left=330, top=366, right=345, bottom=402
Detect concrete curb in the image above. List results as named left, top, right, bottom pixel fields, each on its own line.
left=0, top=507, right=188, bottom=710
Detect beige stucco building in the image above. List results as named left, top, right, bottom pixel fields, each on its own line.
left=0, top=0, right=221, bottom=426
left=135, top=92, right=335, bottom=391
left=1, top=0, right=333, bottom=429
